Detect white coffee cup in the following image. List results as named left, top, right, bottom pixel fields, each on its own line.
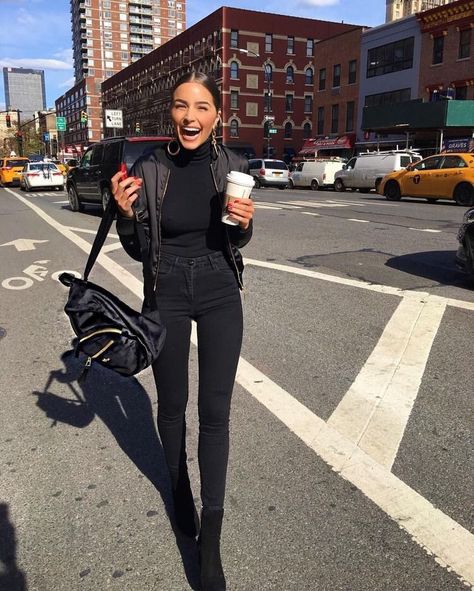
left=222, top=171, right=255, bottom=226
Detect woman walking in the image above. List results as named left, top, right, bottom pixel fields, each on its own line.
left=111, top=72, right=254, bottom=590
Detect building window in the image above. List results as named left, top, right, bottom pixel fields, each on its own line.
left=265, top=33, right=273, bottom=52
left=284, top=122, right=292, bottom=138
left=432, top=35, right=444, bottom=64
left=459, top=29, right=471, bottom=59
left=230, top=29, right=238, bottom=48
left=319, top=68, right=326, bottom=91
left=264, top=64, right=273, bottom=82
left=287, top=36, right=295, bottom=54
left=348, top=59, right=357, bottom=84
left=306, top=38, right=314, bottom=57
left=331, top=104, right=339, bottom=134
left=364, top=88, right=411, bottom=107
left=286, top=65, right=294, bottom=84
left=305, top=67, right=314, bottom=85
left=317, top=107, right=324, bottom=135
left=345, top=101, right=355, bottom=132
left=230, top=90, right=239, bottom=109
left=332, top=64, right=341, bottom=88
left=304, top=95, right=313, bottom=113
left=285, top=94, right=294, bottom=111
left=367, top=37, right=414, bottom=77
left=230, top=119, right=239, bottom=137
left=455, top=85, right=468, bottom=100
left=264, top=91, right=272, bottom=113
left=303, top=122, right=311, bottom=139
left=230, top=61, right=239, bottom=79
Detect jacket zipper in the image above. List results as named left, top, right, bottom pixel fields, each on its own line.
left=209, top=162, right=244, bottom=290
left=154, top=168, right=170, bottom=293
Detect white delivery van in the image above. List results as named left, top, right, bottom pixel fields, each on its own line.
left=333, top=150, right=421, bottom=193
left=289, top=158, right=345, bottom=190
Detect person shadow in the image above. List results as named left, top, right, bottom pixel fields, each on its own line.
left=32, top=349, right=200, bottom=590
left=0, top=503, right=28, bottom=591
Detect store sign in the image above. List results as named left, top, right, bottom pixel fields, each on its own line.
left=442, top=138, right=474, bottom=153
left=105, top=109, right=123, bottom=129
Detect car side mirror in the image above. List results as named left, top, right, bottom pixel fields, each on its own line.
left=342, top=164, right=347, bottom=170
left=406, top=164, right=414, bottom=171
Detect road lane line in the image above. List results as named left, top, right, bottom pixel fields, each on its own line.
left=301, top=211, right=321, bottom=217
left=327, top=297, right=446, bottom=469
left=347, top=218, right=370, bottom=223
left=409, top=228, right=442, bottom=233
left=254, top=205, right=283, bottom=210
left=5, top=188, right=474, bottom=586
left=67, top=226, right=119, bottom=238
left=233, top=354, right=474, bottom=588
left=244, top=258, right=474, bottom=312
left=279, top=200, right=348, bottom=208
left=54, top=200, right=69, bottom=204
left=102, top=242, right=124, bottom=253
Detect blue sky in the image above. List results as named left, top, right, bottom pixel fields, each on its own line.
left=0, top=0, right=385, bottom=111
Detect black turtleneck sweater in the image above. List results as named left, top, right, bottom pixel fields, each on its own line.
left=161, top=139, right=226, bottom=257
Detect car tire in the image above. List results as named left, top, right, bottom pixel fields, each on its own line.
left=311, top=180, right=319, bottom=191
left=254, top=178, right=261, bottom=189
left=334, top=179, right=345, bottom=192
left=454, top=183, right=474, bottom=207
left=359, top=188, right=370, bottom=193
left=68, top=185, right=82, bottom=212
left=288, top=179, right=295, bottom=189
left=384, top=181, right=401, bottom=201
left=427, top=198, right=437, bottom=204
left=101, top=187, right=112, bottom=211
left=375, top=178, right=383, bottom=193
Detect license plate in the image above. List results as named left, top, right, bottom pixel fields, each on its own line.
left=273, top=172, right=282, bottom=176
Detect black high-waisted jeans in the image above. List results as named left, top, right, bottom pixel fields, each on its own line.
left=151, top=250, right=243, bottom=510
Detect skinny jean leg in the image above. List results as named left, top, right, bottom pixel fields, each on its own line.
left=196, top=298, right=243, bottom=509
left=152, top=316, right=192, bottom=488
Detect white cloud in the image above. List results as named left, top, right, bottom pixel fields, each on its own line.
left=0, top=58, right=72, bottom=70
left=59, top=77, right=76, bottom=89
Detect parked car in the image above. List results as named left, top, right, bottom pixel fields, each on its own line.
left=66, top=135, right=170, bottom=211
left=20, top=162, right=65, bottom=191
left=455, top=207, right=474, bottom=277
left=289, top=158, right=345, bottom=190
left=378, top=152, right=474, bottom=205
left=248, top=158, right=289, bottom=189
left=334, top=150, right=421, bottom=193
left=0, top=157, right=30, bottom=186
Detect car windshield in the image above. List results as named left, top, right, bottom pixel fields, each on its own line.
left=264, top=161, right=287, bottom=170
left=30, top=163, right=58, bottom=171
left=7, top=159, right=28, bottom=167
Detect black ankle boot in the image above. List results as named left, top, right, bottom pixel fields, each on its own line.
left=172, top=469, right=197, bottom=537
left=198, top=508, right=226, bottom=591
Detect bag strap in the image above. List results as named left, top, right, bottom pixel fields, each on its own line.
left=82, top=197, right=157, bottom=311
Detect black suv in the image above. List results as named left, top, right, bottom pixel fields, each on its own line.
left=66, top=135, right=169, bottom=211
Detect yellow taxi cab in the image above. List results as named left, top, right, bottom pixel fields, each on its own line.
left=52, top=160, right=67, bottom=176
left=378, top=152, right=474, bottom=206
left=0, top=156, right=30, bottom=186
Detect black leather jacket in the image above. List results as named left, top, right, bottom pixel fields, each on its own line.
left=116, top=143, right=253, bottom=291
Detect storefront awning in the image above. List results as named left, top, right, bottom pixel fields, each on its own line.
left=301, top=134, right=356, bottom=151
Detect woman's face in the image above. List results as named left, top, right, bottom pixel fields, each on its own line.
left=171, top=82, right=220, bottom=150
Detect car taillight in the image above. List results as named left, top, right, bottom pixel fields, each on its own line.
left=53, top=172, right=62, bottom=176
left=4, top=166, right=11, bottom=170
left=259, top=168, right=265, bottom=175
left=27, top=173, right=40, bottom=177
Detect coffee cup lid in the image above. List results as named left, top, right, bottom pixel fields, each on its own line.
left=226, top=170, right=255, bottom=188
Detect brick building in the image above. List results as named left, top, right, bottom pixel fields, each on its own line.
left=56, top=0, right=186, bottom=156
left=386, top=0, right=457, bottom=22
left=101, top=6, right=358, bottom=159
left=417, top=0, right=474, bottom=101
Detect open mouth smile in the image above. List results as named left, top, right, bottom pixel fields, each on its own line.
left=181, top=127, right=201, bottom=139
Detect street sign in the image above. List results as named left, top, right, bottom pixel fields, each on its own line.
left=56, top=117, right=66, bottom=131
left=105, top=109, right=123, bottom=129
left=43, top=132, right=50, bottom=142
left=264, top=115, right=275, bottom=121
left=269, top=128, right=277, bottom=134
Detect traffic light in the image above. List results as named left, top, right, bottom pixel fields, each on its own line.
left=80, top=110, right=88, bottom=124
left=5, top=114, right=11, bottom=128
left=135, top=121, right=141, bottom=135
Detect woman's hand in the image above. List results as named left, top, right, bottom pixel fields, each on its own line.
left=111, top=170, right=143, bottom=218
left=227, top=197, right=255, bottom=230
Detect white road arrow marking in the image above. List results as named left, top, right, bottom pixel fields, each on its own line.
left=0, top=239, right=49, bottom=251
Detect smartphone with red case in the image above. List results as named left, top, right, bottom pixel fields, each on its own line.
left=119, top=162, right=128, bottom=178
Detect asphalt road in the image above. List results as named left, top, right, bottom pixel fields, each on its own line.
left=0, top=184, right=472, bottom=591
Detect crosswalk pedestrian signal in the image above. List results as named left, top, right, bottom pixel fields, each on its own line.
left=80, top=110, right=88, bottom=124
left=5, top=114, right=11, bottom=128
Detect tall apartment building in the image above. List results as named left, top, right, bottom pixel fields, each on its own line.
left=386, top=0, right=456, bottom=21
left=3, top=67, right=46, bottom=122
left=56, top=0, right=185, bottom=155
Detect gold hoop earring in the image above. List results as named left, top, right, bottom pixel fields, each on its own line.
left=167, top=139, right=180, bottom=156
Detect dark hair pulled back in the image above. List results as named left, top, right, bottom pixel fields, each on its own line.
left=171, top=71, right=221, bottom=111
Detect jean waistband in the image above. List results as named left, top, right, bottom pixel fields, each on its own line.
left=160, top=250, right=227, bottom=268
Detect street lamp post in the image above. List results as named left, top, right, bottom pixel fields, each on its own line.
left=237, top=48, right=273, bottom=157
